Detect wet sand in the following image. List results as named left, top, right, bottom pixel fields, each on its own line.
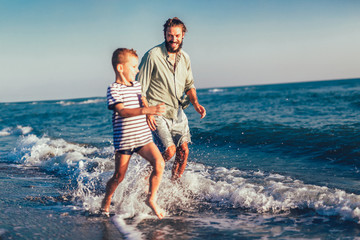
left=0, top=163, right=123, bottom=240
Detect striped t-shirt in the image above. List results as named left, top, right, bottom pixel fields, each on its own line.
left=107, top=81, right=153, bottom=151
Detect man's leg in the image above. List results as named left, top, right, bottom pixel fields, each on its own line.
left=162, top=145, right=176, bottom=162
left=171, top=142, right=189, bottom=180
left=138, top=142, right=165, bottom=219
left=172, top=142, right=189, bottom=180
left=101, top=152, right=131, bottom=213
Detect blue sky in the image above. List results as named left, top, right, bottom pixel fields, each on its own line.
left=1, top=0, right=360, bottom=102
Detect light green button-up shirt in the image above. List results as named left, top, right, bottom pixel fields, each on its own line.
left=137, top=42, right=196, bottom=120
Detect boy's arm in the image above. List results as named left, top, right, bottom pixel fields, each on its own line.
left=114, top=102, right=165, bottom=118
left=186, top=88, right=206, bottom=119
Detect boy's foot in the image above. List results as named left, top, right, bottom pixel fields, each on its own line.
left=100, top=208, right=110, bottom=218
left=145, top=197, right=165, bottom=219
left=101, top=198, right=110, bottom=214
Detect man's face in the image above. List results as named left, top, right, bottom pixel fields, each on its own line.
left=122, top=55, right=139, bottom=83
left=165, top=26, right=184, bottom=53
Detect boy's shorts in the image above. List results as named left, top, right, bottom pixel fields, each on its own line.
left=116, top=146, right=143, bottom=155
left=153, top=108, right=191, bottom=152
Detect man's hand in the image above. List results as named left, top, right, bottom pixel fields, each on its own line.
left=146, top=115, right=157, bottom=131
left=194, top=104, right=206, bottom=119
left=186, top=88, right=206, bottom=119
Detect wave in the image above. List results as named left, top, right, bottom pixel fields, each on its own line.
left=192, top=120, right=360, bottom=167
left=56, top=99, right=105, bottom=106
left=208, top=88, right=224, bottom=93
left=0, top=126, right=33, bottom=136
left=7, top=134, right=360, bottom=225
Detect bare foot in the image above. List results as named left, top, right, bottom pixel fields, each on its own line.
left=146, top=196, right=165, bottom=219
left=101, top=198, right=110, bottom=213
left=171, top=174, right=182, bottom=183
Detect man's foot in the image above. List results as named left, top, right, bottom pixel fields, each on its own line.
left=171, top=173, right=182, bottom=182
left=145, top=196, right=165, bottom=219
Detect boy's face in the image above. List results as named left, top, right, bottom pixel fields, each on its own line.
left=121, top=55, right=139, bottom=83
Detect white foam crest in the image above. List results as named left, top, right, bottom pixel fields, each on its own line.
left=209, top=88, right=224, bottom=93
left=78, top=99, right=105, bottom=105
left=0, top=127, right=11, bottom=136
left=11, top=134, right=106, bottom=175
left=0, top=125, right=32, bottom=136
left=57, top=99, right=105, bottom=106
left=16, top=125, right=33, bottom=135
left=14, top=135, right=359, bottom=224
left=181, top=166, right=360, bottom=222
left=57, top=100, right=74, bottom=106
left=72, top=156, right=360, bottom=223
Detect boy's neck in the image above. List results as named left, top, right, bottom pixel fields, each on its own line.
left=115, top=76, right=133, bottom=86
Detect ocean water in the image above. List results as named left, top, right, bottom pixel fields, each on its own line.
left=1, top=78, right=360, bottom=239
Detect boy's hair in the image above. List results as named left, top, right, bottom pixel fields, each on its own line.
left=163, top=17, right=187, bottom=34
left=112, top=48, right=138, bottom=71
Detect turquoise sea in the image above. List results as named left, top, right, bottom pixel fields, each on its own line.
left=1, top=78, right=360, bottom=239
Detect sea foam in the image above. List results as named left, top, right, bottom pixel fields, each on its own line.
left=0, top=126, right=32, bottom=136
left=9, top=134, right=360, bottom=225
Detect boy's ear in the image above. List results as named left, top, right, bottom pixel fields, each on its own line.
left=116, top=63, right=123, bottom=73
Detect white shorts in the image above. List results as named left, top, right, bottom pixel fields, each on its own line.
left=153, top=108, right=191, bottom=152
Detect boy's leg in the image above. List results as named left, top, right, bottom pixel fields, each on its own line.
left=138, top=142, right=165, bottom=219
left=101, top=152, right=131, bottom=213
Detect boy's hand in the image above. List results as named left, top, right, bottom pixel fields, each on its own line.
left=146, top=103, right=165, bottom=116
left=153, top=103, right=165, bottom=115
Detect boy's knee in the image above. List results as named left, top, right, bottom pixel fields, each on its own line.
left=155, top=160, right=165, bottom=173
left=112, top=173, right=124, bottom=183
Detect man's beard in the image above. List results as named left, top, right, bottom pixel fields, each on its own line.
left=165, top=40, right=183, bottom=53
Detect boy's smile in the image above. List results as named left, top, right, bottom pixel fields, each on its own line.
left=121, top=56, right=139, bottom=84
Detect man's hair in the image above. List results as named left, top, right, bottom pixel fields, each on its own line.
left=163, top=17, right=187, bottom=34
left=111, top=48, right=138, bottom=71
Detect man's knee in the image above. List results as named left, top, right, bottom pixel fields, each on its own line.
left=163, top=145, right=176, bottom=161
left=177, top=142, right=189, bottom=159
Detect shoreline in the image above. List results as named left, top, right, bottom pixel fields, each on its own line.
left=0, top=163, right=123, bottom=240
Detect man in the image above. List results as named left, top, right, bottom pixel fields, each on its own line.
left=137, top=17, right=206, bottom=180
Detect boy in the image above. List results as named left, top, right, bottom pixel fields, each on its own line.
left=101, top=48, right=166, bottom=219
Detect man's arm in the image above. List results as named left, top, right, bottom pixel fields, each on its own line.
left=137, top=52, right=153, bottom=97
left=140, top=97, right=159, bottom=131
left=186, top=88, right=206, bottom=119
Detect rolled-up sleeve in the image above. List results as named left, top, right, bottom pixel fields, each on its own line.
left=137, top=52, right=154, bottom=98
left=184, top=58, right=195, bottom=93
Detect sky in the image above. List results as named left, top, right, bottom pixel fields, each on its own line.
left=1, top=0, right=360, bottom=102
